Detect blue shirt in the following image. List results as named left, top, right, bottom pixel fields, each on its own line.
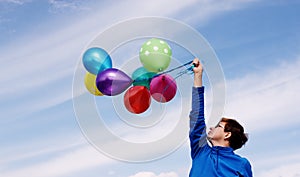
left=189, top=87, right=253, bottom=177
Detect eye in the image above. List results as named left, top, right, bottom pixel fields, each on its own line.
left=215, top=124, right=224, bottom=128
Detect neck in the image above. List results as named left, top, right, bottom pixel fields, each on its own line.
left=209, top=139, right=230, bottom=147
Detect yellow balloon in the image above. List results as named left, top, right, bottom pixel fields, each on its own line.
left=84, top=72, right=103, bottom=96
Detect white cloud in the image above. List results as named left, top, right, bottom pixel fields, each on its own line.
left=175, top=0, right=258, bottom=25
left=0, top=0, right=258, bottom=117
left=72, top=91, right=192, bottom=162
left=254, top=152, right=300, bottom=172
left=109, top=98, right=188, bottom=143
left=0, top=1, right=266, bottom=176
left=48, top=0, right=90, bottom=13
left=129, top=171, right=179, bottom=177
left=0, top=145, right=114, bottom=177
left=223, top=58, right=300, bottom=132
left=257, top=162, right=300, bottom=177
left=0, top=133, right=85, bottom=166
left=110, top=56, right=300, bottom=174
left=0, top=0, right=29, bottom=5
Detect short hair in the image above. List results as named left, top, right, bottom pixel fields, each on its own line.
left=221, top=118, right=248, bottom=150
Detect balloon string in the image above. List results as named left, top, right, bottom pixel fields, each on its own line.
left=133, top=60, right=194, bottom=83
left=154, top=60, right=194, bottom=78
left=174, top=65, right=194, bottom=79
left=133, top=60, right=198, bottom=104
left=131, top=60, right=196, bottom=103
left=159, top=63, right=195, bottom=103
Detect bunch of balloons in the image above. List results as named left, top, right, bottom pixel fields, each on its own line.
left=82, top=38, right=177, bottom=114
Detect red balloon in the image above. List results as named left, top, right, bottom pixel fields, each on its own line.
left=124, top=86, right=151, bottom=114
left=150, top=74, right=177, bottom=103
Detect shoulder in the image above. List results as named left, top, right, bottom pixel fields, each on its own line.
left=242, top=157, right=252, bottom=168
left=240, top=157, right=253, bottom=176
left=231, top=153, right=252, bottom=167
left=236, top=156, right=252, bottom=171
left=229, top=153, right=252, bottom=176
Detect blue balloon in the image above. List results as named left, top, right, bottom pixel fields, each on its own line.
left=82, top=47, right=112, bottom=75
left=132, top=67, right=156, bottom=89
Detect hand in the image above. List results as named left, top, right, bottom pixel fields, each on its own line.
left=192, top=58, right=203, bottom=87
left=192, top=58, right=203, bottom=75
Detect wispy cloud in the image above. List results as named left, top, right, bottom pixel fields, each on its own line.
left=173, top=0, right=259, bottom=25
left=223, top=57, right=300, bottom=132
left=0, top=1, right=277, bottom=177
left=129, top=171, right=179, bottom=177
left=48, top=0, right=91, bottom=13
left=0, top=0, right=258, bottom=120
left=0, top=0, right=259, bottom=118
left=0, top=0, right=30, bottom=24
left=0, top=133, right=84, bottom=166
left=254, top=152, right=300, bottom=172
left=257, top=162, right=300, bottom=177
left=0, top=145, right=114, bottom=177
left=0, top=0, right=29, bottom=5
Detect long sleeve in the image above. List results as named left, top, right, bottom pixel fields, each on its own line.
left=189, top=86, right=207, bottom=159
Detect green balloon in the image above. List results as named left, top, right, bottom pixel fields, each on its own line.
left=139, top=38, right=172, bottom=73
left=132, top=67, right=156, bottom=89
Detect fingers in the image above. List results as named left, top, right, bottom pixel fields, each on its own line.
left=192, top=58, right=203, bottom=86
left=192, top=58, right=203, bottom=74
left=192, top=58, right=200, bottom=67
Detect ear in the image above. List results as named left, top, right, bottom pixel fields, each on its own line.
left=224, top=132, right=232, bottom=140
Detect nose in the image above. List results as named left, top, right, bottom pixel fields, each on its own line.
left=209, top=127, right=213, bottom=131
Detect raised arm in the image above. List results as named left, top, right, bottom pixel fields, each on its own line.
left=189, top=58, right=207, bottom=159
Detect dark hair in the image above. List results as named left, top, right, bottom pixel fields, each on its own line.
left=221, top=118, right=248, bottom=150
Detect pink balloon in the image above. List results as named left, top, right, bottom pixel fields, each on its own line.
left=150, top=74, right=177, bottom=103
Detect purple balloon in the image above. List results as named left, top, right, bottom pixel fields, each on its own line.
left=96, top=68, right=133, bottom=96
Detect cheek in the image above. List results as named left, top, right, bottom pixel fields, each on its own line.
left=210, top=130, right=223, bottom=139
left=208, top=129, right=216, bottom=137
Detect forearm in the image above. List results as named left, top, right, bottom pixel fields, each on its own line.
left=193, top=73, right=203, bottom=87
left=189, top=86, right=207, bottom=158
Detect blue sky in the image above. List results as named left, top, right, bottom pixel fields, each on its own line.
left=1, top=0, right=300, bottom=177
